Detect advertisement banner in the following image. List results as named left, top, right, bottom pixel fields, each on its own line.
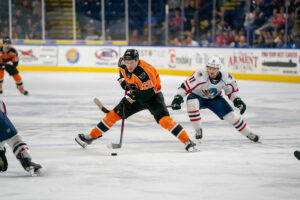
left=58, top=46, right=120, bottom=67
left=16, top=44, right=300, bottom=77
left=16, top=45, right=57, bottom=66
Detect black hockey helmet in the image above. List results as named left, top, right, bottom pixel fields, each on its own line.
left=123, top=49, right=139, bottom=61
left=3, top=36, right=12, bottom=45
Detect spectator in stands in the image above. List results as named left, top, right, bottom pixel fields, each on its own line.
left=273, top=7, right=286, bottom=31
left=13, top=25, right=28, bottom=40
left=170, top=37, right=182, bottom=46
left=183, top=32, right=199, bottom=46
left=200, top=31, right=213, bottom=47
left=253, top=35, right=266, bottom=47
left=170, top=10, right=183, bottom=35
left=244, top=8, right=257, bottom=29
left=237, top=35, right=249, bottom=48
left=85, top=28, right=100, bottom=40
left=129, top=29, right=143, bottom=45
left=199, top=19, right=211, bottom=36
left=230, top=34, right=240, bottom=47
left=144, top=11, right=157, bottom=29
left=294, top=1, right=300, bottom=36
left=186, top=18, right=197, bottom=38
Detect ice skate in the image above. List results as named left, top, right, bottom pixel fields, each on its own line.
left=0, top=88, right=2, bottom=94
left=75, top=133, right=97, bottom=148
left=194, top=128, right=203, bottom=140
left=19, top=89, right=28, bottom=96
left=18, top=156, right=42, bottom=176
left=247, top=133, right=259, bottom=142
left=185, top=139, right=200, bottom=152
left=0, top=147, right=8, bottom=172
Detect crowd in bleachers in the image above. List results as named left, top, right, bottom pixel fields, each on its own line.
left=0, top=0, right=299, bottom=48
left=0, top=0, right=42, bottom=40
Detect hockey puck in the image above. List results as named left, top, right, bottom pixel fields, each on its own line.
left=111, top=153, right=118, bottom=156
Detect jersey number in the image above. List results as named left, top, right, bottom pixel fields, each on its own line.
left=188, top=76, right=196, bottom=83
left=142, top=80, right=153, bottom=90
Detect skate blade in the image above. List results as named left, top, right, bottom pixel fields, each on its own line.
left=107, top=143, right=121, bottom=149
left=75, top=137, right=87, bottom=148
left=187, top=146, right=200, bottom=153
left=28, top=167, right=41, bottom=177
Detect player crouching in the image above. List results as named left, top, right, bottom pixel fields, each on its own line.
left=171, top=56, right=259, bottom=142
left=0, top=100, right=41, bottom=176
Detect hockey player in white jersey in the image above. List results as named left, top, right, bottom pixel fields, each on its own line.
left=171, top=56, right=259, bottom=142
left=0, top=100, right=42, bottom=176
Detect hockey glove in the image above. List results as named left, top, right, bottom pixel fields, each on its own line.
left=0, top=147, right=8, bottom=172
left=126, top=83, right=139, bottom=92
left=118, top=57, right=124, bottom=67
left=0, top=65, right=5, bottom=69
left=118, top=78, right=127, bottom=90
left=233, top=98, right=246, bottom=115
left=171, top=95, right=184, bottom=110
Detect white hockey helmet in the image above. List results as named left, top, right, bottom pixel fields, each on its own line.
left=207, top=56, right=222, bottom=69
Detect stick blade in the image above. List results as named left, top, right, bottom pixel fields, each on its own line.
left=107, top=143, right=121, bottom=149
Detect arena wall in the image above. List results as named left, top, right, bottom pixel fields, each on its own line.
left=15, top=44, right=300, bottom=83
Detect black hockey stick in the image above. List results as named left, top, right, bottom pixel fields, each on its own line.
left=94, top=89, right=127, bottom=149
left=107, top=88, right=127, bottom=149
left=93, top=98, right=109, bottom=113
left=94, top=97, right=172, bottom=112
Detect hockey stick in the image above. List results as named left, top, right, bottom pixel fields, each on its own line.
left=107, top=88, right=127, bottom=149
left=93, top=98, right=109, bottom=113
left=94, top=97, right=172, bottom=112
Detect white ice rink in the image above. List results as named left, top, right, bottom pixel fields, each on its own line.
left=0, top=71, right=300, bottom=200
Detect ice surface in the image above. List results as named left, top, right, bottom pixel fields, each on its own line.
left=0, top=72, right=300, bottom=200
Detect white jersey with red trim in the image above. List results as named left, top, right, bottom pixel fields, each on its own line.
left=176, top=68, right=240, bottom=101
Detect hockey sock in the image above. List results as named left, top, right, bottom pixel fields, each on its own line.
left=187, top=98, right=202, bottom=130
left=6, top=134, right=32, bottom=160
left=12, top=73, right=25, bottom=91
left=90, top=110, right=121, bottom=139
left=0, top=70, right=4, bottom=90
left=159, top=116, right=190, bottom=144
left=223, top=112, right=252, bottom=137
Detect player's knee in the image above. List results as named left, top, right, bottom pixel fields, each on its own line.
left=187, top=98, right=199, bottom=111
left=159, top=116, right=177, bottom=131
left=223, top=111, right=239, bottom=124
left=103, top=110, right=121, bottom=128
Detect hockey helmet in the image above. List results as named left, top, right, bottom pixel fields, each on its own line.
left=3, top=36, right=12, bottom=45
left=207, top=56, right=222, bottom=69
left=123, top=49, right=139, bottom=61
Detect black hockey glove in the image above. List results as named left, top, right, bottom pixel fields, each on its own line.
left=233, top=98, right=246, bottom=115
left=126, top=83, right=139, bottom=92
left=118, top=57, right=124, bottom=67
left=0, top=147, right=8, bottom=172
left=171, top=95, right=184, bottom=110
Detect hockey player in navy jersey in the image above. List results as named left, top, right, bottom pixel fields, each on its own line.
left=171, top=56, right=259, bottom=142
left=0, top=100, right=42, bottom=176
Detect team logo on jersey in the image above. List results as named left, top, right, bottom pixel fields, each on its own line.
left=202, top=88, right=218, bottom=96
left=139, top=72, right=146, bottom=80
left=66, top=49, right=80, bottom=64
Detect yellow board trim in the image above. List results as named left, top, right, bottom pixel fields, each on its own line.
left=18, top=66, right=300, bottom=83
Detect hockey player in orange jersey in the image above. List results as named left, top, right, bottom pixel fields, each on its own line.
left=0, top=37, right=28, bottom=95
left=75, top=49, right=199, bottom=152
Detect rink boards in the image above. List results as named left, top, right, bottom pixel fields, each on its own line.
left=14, top=44, right=300, bottom=83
